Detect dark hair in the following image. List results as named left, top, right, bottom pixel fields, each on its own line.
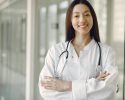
left=65, top=0, right=100, bottom=42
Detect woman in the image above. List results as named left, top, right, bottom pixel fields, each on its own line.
left=38, top=0, right=118, bottom=100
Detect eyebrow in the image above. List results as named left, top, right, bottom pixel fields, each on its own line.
left=73, top=10, right=90, bottom=14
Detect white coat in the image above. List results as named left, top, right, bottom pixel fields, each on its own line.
left=38, top=39, right=118, bottom=100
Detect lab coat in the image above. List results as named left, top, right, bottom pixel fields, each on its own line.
left=38, top=39, right=118, bottom=100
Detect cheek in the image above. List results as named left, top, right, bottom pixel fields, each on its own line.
left=89, top=17, right=93, bottom=27
left=71, top=19, right=78, bottom=28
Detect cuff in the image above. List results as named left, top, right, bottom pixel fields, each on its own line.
left=72, top=80, right=87, bottom=100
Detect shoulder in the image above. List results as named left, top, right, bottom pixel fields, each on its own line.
left=54, top=41, right=67, bottom=50
left=99, top=42, right=116, bottom=56
left=99, top=42, right=114, bottom=51
left=49, top=41, right=67, bottom=56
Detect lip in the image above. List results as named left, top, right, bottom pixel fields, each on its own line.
left=78, top=24, right=88, bottom=28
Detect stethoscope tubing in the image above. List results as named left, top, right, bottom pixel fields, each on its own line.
left=54, top=41, right=119, bottom=93
left=54, top=40, right=101, bottom=78
left=59, top=40, right=101, bottom=66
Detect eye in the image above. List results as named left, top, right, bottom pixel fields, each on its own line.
left=74, top=15, right=79, bottom=18
left=73, top=14, right=79, bottom=18
left=84, top=13, right=90, bottom=16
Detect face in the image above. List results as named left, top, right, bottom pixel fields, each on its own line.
left=71, top=4, right=93, bottom=36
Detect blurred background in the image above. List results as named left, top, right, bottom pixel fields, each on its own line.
left=0, top=0, right=124, bottom=100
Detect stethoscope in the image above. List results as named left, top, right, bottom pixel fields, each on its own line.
left=54, top=40, right=102, bottom=79
left=54, top=40, right=119, bottom=93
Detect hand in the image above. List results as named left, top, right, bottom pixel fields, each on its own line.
left=41, top=76, right=72, bottom=92
left=97, top=71, right=110, bottom=81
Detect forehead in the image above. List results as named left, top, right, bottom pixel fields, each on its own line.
left=72, top=4, right=90, bottom=13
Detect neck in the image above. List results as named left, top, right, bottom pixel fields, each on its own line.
left=72, top=33, right=92, bottom=47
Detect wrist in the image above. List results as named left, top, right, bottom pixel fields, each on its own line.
left=69, top=81, right=72, bottom=91
left=68, top=81, right=72, bottom=91
left=63, top=81, right=72, bottom=92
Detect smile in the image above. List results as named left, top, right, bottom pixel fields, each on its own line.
left=78, top=24, right=88, bottom=29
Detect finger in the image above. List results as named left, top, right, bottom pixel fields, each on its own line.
left=44, top=86, right=52, bottom=90
left=100, top=71, right=110, bottom=76
left=42, top=82, right=55, bottom=89
left=100, top=78, right=106, bottom=81
left=98, top=73, right=110, bottom=80
left=104, top=73, right=110, bottom=77
left=102, top=73, right=110, bottom=77
left=42, top=79, right=57, bottom=85
left=100, top=74, right=108, bottom=78
left=43, top=82, right=56, bottom=90
left=44, top=76, right=53, bottom=79
left=43, top=78, right=54, bottom=82
left=41, top=80, right=52, bottom=84
left=100, top=71, right=107, bottom=75
left=98, top=77, right=106, bottom=81
left=103, top=71, right=107, bottom=74
left=44, top=77, right=56, bottom=82
left=100, top=71, right=106, bottom=75
left=97, top=75, right=106, bottom=80
left=45, top=86, right=56, bottom=90
left=43, top=83, right=53, bottom=87
left=44, top=76, right=55, bottom=81
left=102, top=71, right=110, bottom=75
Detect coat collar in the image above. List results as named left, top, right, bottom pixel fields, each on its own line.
left=67, top=39, right=96, bottom=59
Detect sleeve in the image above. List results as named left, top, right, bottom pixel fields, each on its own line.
left=72, top=47, right=119, bottom=100
left=38, top=46, right=58, bottom=99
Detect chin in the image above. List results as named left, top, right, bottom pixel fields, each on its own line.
left=78, top=30, right=90, bottom=35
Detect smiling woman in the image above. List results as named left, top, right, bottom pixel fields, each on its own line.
left=0, top=0, right=124, bottom=100
left=71, top=4, right=93, bottom=36
left=71, top=4, right=93, bottom=56
left=38, top=0, right=119, bottom=100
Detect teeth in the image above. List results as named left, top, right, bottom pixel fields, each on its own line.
left=79, top=25, right=87, bottom=28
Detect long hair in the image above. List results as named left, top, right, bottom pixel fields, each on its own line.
left=65, top=0, right=100, bottom=42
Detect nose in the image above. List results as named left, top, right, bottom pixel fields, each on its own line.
left=79, top=15, right=86, bottom=22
